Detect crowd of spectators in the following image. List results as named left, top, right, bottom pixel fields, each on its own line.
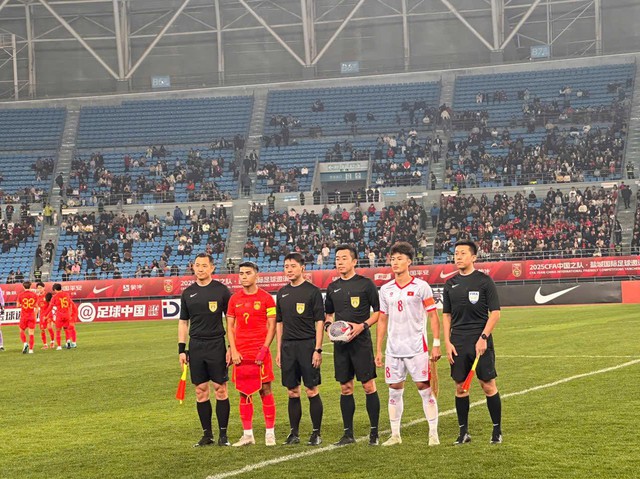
left=434, top=186, right=618, bottom=260
left=31, top=157, right=55, bottom=181
left=257, top=162, right=309, bottom=193
left=245, top=198, right=428, bottom=269
left=56, top=204, right=228, bottom=280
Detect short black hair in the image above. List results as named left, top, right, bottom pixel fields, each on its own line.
left=454, top=239, right=478, bottom=255
left=238, top=261, right=259, bottom=272
left=195, top=253, right=214, bottom=264
left=335, top=244, right=357, bottom=260
left=284, top=252, right=304, bottom=266
left=389, top=241, right=414, bottom=260
left=45, top=292, right=53, bottom=302
left=36, top=281, right=45, bottom=288
left=52, top=283, right=62, bottom=291
left=23, top=281, right=32, bottom=289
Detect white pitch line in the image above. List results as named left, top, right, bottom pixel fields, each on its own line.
left=499, top=355, right=640, bottom=359
left=205, top=358, right=640, bottom=479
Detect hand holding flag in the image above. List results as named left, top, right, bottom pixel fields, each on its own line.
left=461, top=356, right=479, bottom=393
left=176, top=363, right=188, bottom=404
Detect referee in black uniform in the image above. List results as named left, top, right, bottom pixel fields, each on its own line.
left=442, top=240, right=502, bottom=445
left=324, top=244, right=381, bottom=446
left=179, top=253, right=232, bottom=447
left=275, top=253, right=325, bottom=446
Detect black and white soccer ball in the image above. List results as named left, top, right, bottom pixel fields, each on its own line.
left=328, top=320, right=352, bottom=342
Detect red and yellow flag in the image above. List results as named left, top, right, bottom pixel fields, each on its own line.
left=176, top=364, right=188, bottom=404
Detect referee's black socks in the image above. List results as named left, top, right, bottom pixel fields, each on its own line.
left=486, top=392, right=501, bottom=434
left=309, top=394, right=323, bottom=433
left=197, top=400, right=213, bottom=437
left=216, top=398, right=230, bottom=435
left=455, top=396, right=470, bottom=434
left=288, top=397, right=302, bottom=436
left=365, top=391, right=380, bottom=432
left=340, top=394, right=356, bottom=435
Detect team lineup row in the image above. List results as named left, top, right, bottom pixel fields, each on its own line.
left=178, top=240, right=503, bottom=448
left=0, top=281, right=79, bottom=353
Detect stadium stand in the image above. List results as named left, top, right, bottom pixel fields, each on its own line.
left=0, top=107, right=66, bottom=151
left=433, top=186, right=618, bottom=263
left=0, top=205, right=42, bottom=283
left=50, top=205, right=229, bottom=280
left=243, top=199, right=428, bottom=272
left=445, top=64, right=634, bottom=188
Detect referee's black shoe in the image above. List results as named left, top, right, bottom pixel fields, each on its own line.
left=334, top=432, right=356, bottom=446
left=307, top=431, right=322, bottom=446
left=490, top=431, right=503, bottom=444
left=368, top=431, right=379, bottom=446
left=218, top=435, right=231, bottom=447
left=453, top=432, right=471, bottom=445
left=283, top=433, right=300, bottom=445
left=193, top=435, right=215, bottom=448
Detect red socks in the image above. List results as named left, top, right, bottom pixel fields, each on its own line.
left=262, top=393, right=276, bottom=429
left=69, top=326, right=77, bottom=343
left=239, top=395, right=254, bottom=430
left=28, top=335, right=34, bottom=350
left=41, top=331, right=47, bottom=345
left=56, top=330, right=62, bottom=347
left=20, top=330, right=26, bottom=343
left=48, top=328, right=55, bottom=341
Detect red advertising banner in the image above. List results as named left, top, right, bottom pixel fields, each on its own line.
left=0, top=256, right=637, bottom=301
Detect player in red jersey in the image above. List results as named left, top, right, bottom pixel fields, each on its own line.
left=51, top=283, right=77, bottom=350
left=36, top=282, right=55, bottom=349
left=227, top=261, right=277, bottom=447
left=17, top=281, right=38, bottom=354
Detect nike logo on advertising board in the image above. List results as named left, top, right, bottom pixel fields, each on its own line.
left=92, top=286, right=112, bottom=294
left=440, top=271, right=458, bottom=279
left=534, top=285, right=580, bottom=304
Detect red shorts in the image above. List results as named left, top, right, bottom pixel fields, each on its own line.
left=55, top=315, right=70, bottom=329
left=232, top=352, right=275, bottom=395
left=20, top=315, right=36, bottom=329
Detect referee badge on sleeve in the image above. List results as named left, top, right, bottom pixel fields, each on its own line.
left=350, top=296, right=360, bottom=308
left=296, top=303, right=305, bottom=314
left=209, top=301, right=218, bottom=312
left=468, top=291, right=479, bottom=304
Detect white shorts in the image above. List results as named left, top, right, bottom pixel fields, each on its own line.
left=384, top=350, right=431, bottom=384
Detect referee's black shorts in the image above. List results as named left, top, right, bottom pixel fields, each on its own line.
left=334, top=333, right=376, bottom=384
left=189, top=337, right=228, bottom=385
left=281, top=338, right=321, bottom=389
left=450, top=332, right=497, bottom=383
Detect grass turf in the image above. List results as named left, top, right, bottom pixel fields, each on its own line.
left=1, top=304, right=639, bottom=479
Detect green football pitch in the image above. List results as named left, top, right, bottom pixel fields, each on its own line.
left=1, top=304, right=639, bottom=479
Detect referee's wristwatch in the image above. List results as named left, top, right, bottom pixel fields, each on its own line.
left=314, top=348, right=323, bottom=354
left=481, top=333, right=488, bottom=341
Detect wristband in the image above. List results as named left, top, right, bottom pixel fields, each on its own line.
left=178, top=342, right=187, bottom=354
left=256, top=346, right=269, bottom=362
left=362, top=322, right=370, bottom=331
left=432, top=338, right=441, bottom=347
left=323, top=321, right=332, bottom=332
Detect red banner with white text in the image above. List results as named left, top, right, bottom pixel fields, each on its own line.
left=0, top=256, right=638, bottom=301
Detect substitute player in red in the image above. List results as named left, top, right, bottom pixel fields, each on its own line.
left=36, top=282, right=55, bottom=349
left=375, top=242, right=442, bottom=446
left=17, top=281, right=38, bottom=354
left=227, top=261, right=277, bottom=447
left=51, top=283, right=77, bottom=350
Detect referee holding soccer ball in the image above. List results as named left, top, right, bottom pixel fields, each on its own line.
left=275, top=253, right=325, bottom=446
left=179, top=253, right=232, bottom=448
left=442, top=240, right=502, bottom=445
left=324, top=244, right=381, bottom=446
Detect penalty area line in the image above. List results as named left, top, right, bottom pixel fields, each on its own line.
left=205, top=358, right=640, bottom=479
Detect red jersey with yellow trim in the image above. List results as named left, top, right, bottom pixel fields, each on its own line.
left=37, top=296, right=52, bottom=321
left=51, top=291, right=74, bottom=318
left=227, top=288, right=276, bottom=361
left=379, top=277, right=437, bottom=358
left=16, top=290, right=38, bottom=319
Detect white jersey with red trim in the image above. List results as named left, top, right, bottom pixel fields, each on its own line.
left=379, top=277, right=437, bottom=358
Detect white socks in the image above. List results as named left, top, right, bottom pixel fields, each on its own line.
left=419, top=387, right=438, bottom=433
left=388, top=388, right=404, bottom=436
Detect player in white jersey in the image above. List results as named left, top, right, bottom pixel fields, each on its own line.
left=375, top=242, right=442, bottom=446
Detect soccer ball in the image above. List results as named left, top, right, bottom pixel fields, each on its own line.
left=328, top=321, right=352, bottom=342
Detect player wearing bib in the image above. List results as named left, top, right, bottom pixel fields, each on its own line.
left=51, top=283, right=77, bottom=350
left=17, top=281, right=38, bottom=354
left=324, top=244, right=380, bottom=447
left=275, top=253, right=325, bottom=446
left=375, top=242, right=442, bottom=446
left=36, top=283, right=55, bottom=349
left=443, top=240, right=502, bottom=445
left=227, top=262, right=277, bottom=447
left=178, top=253, right=232, bottom=448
